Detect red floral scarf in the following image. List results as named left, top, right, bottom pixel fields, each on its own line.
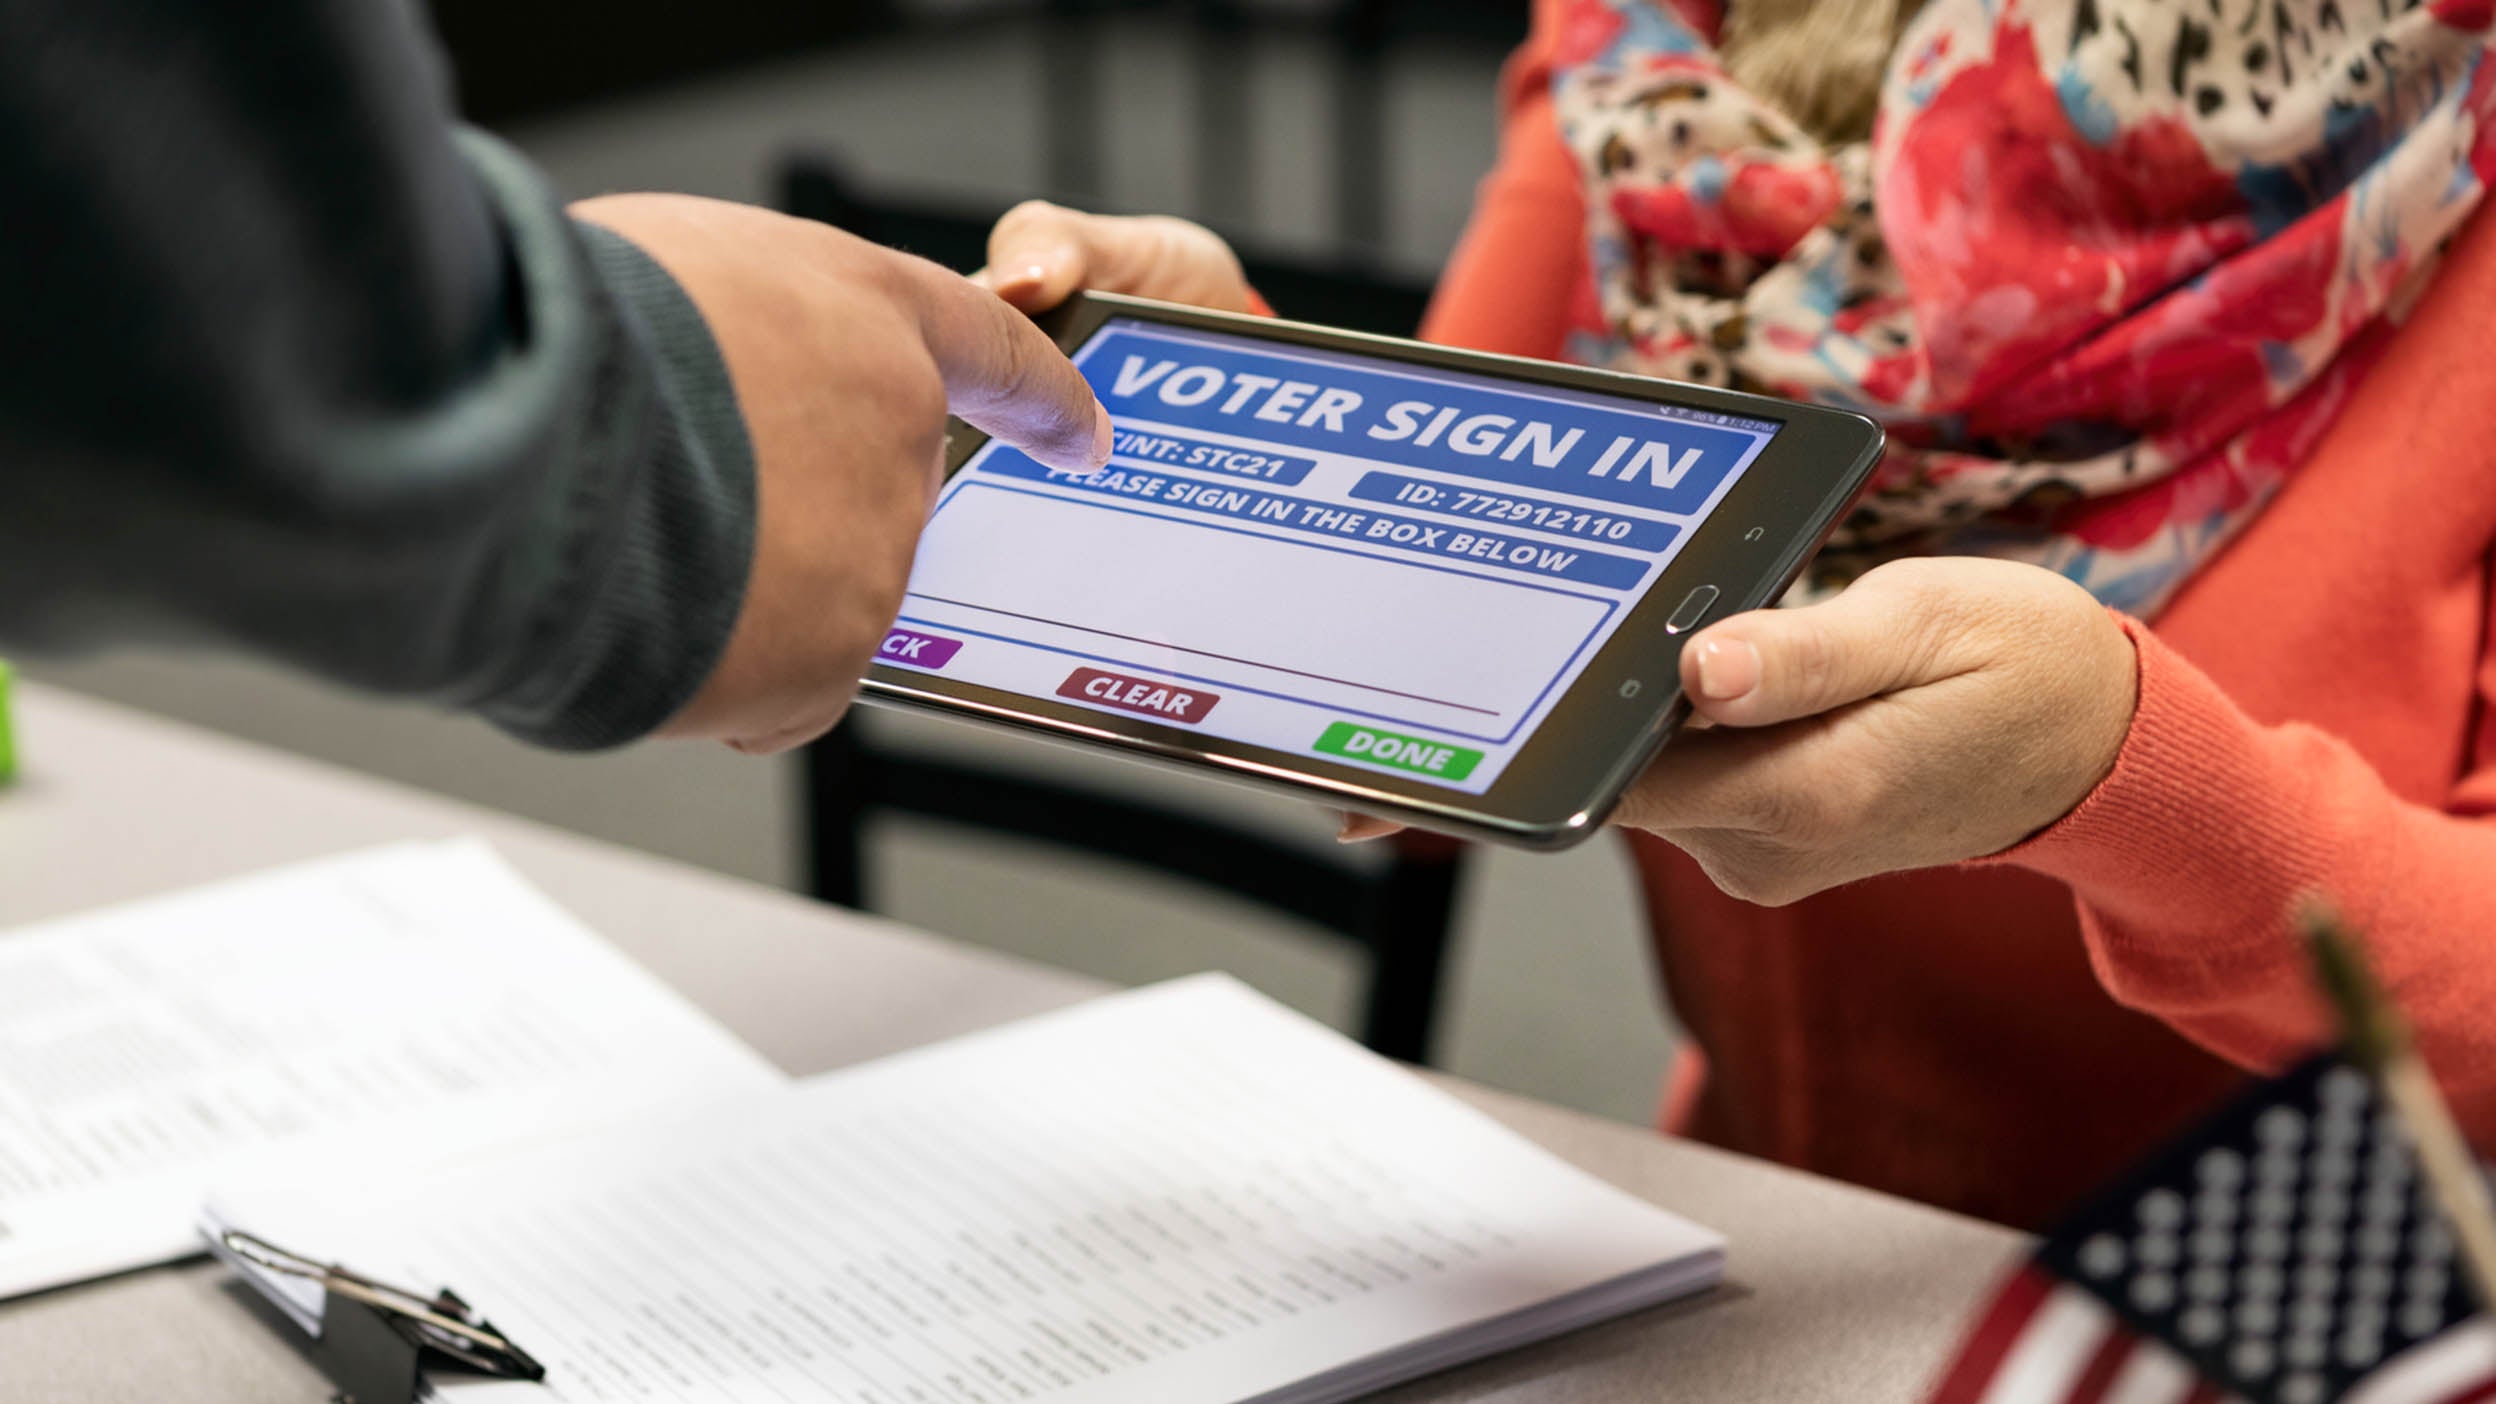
left=1552, top=0, right=2496, bottom=611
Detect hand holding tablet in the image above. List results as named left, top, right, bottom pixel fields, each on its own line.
left=858, top=289, right=1882, bottom=849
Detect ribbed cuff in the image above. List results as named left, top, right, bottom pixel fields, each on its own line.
left=454, top=130, right=755, bottom=750
left=530, top=223, right=755, bottom=749
left=1980, top=613, right=2380, bottom=1002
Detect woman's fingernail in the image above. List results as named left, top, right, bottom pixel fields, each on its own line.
left=1692, top=638, right=1761, bottom=702
left=991, top=263, right=1046, bottom=299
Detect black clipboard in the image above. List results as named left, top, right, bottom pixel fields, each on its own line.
left=210, top=1228, right=546, bottom=1404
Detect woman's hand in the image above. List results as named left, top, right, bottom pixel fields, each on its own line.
left=1342, top=558, right=2141, bottom=904
left=1611, top=557, right=2140, bottom=904
left=974, top=200, right=1255, bottom=316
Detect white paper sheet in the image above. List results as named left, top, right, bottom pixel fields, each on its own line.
left=0, top=840, right=782, bottom=1298
left=207, top=976, right=1722, bottom=1404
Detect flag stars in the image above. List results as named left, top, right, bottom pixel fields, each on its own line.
left=2321, top=1066, right=2373, bottom=1111
left=2402, top=1258, right=2449, bottom=1303
left=1949, top=1058, right=2485, bottom=1404
left=2300, top=1221, right=2346, bottom=1260
left=2136, top=1229, right=2182, bottom=1268
left=2192, top=1184, right=2239, bottom=1226
left=2198, top=1148, right=2246, bottom=1188
left=2307, top=1183, right=2351, bottom=1226
left=2078, top=1234, right=2126, bottom=1278
left=2314, top=1122, right=2364, bottom=1174
left=2399, top=1297, right=2446, bottom=1339
left=2132, top=1271, right=2178, bottom=1312
left=2359, top=1178, right=2410, bottom=1228
left=2237, top=1261, right=2286, bottom=1300
left=2140, top=1188, right=2188, bottom=1230
left=2285, top=1326, right=2330, bottom=1369
left=2414, top=1220, right=2455, bottom=1261
left=2354, top=1222, right=2402, bottom=1261
left=2259, top=1106, right=2310, bottom=1149
left=2349, top=1260, right=2396, bottom=1302
left=2191, top=1223, right=2236, bottom=1262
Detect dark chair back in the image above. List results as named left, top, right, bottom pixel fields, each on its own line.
left=777, top=153, right=1437, bottom=338
left=805, top=717, right=1467, bottom=1063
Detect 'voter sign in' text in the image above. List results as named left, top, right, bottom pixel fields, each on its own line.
left=1080, top=324, right=1768, bottom=516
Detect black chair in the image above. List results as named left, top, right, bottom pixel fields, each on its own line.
left=780, top=153, right=1468, bottom=1064
left=805, top=716, right=1469, bottom=1063
left=776, top=154, right=1437, bottom=340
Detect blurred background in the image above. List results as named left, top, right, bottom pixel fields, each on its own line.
left=23, top=0, right=1683, bottom=1124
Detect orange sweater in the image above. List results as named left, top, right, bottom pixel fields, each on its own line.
left=1419, top=1, right=2496, bottom=1228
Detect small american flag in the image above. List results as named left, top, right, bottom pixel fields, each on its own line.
left=1923, top=1056, right=2496, bottom=1404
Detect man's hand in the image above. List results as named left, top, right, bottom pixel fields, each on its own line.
left=974, top=201, right=1255, bottom=315
left=574, top=194, right=1113, bottom=754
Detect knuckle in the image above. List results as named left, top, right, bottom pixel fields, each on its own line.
left=1860, top=557, right=1972, bottom=676
left=1884, top=564, right=1964, bottom=640
left=883, top=346, right=952, bottom=431
left=844, top=239, right=933, bottom=317
left=1776, top=623, right=1844, bottom=706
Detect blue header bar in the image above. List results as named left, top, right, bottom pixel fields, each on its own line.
left=1077, top=322, right=1772, bottom=516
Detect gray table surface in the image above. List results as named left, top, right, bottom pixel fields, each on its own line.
left=0, top=682, right=2026, bottom=1403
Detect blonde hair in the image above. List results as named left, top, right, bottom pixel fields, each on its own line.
left=1718, top=0, right=1924, bottom=144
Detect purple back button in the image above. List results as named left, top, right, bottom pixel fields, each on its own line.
left=879, top=628, right=963, bottom=670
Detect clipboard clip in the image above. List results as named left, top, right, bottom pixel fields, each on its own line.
left=219, top=1229, right=547, bottom=1404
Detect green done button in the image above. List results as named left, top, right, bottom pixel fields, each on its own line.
left=1313, top=721, right=1483, bottom=781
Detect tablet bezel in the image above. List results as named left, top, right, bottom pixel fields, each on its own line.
left=858, top=292, right=1883, bottom=849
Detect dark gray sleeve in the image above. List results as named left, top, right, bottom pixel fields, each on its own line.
left=0, top=0, right=756, bottom=749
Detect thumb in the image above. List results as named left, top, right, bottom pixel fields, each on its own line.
left=977, top=200, right=1097, bottom=314
left=980, top=200, right=1254, bottom=315
left=1678, top=567, right=1952, bottom=728
left=902, top=258, right=1113, bottom=475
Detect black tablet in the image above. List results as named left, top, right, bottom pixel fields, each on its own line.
left=857, top=292, right=1882, bottom=849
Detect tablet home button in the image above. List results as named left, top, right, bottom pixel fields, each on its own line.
left=1664, top=584, right=1720, bottom=635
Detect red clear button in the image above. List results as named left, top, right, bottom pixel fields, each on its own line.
left=1057, top=667, right=1220, bottom=724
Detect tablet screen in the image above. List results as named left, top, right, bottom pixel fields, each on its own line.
left=883, top=317, right=1781, bottom=795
